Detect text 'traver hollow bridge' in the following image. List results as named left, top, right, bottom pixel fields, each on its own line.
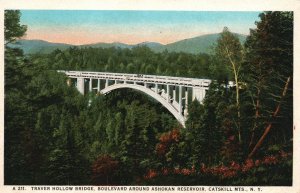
left=59, top=70, right=212, bottom=127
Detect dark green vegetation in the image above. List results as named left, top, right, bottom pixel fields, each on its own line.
left=34, top=46, right=213, bottom=79
left=10, top=33, right=246, bottom=55
left=5, top=11, right=293, bottom=185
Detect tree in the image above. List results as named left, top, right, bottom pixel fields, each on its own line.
left=214, top=27, right=244, bottom=143
left=188, top=83, right=228, bottom=165
left=4, top=10, right=30, bottom=184
left=4, top=10, right=27, bottom=45
left=119, top=101, right=158, bottom=177
left=185, top=100, right=203, bottom=130
left=243, top=12, right=293, bottom=158
left=4, top=10, right=29, bottom=91
left=91, top=155, right=119, bottom=185
left=155, top=128, right=187, bottom=168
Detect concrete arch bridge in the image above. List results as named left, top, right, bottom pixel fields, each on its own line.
left=58, top=70, right=212, bottom=127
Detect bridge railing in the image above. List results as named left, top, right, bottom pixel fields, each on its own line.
left=59, top=70, right=212, bottom=88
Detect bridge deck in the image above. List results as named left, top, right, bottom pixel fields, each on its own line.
left=59, top=70, right=211, bottom=88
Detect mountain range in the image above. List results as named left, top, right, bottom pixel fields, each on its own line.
left=9, top=33, right=247, bottom=55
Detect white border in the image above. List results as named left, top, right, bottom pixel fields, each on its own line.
left=0, top=0, right=299, bottom=193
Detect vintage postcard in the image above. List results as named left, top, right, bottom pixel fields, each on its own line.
left=0, top=0, right=299, bottom=193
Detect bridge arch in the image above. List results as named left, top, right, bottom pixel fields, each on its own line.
left=100, top=84, right=186, bottom=127
left=59, top=70, right=213, bottom=128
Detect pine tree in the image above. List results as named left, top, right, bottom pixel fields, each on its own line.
left=243, top=12, right=293, bottom=158
left=4, top=10, right=27, bottom=45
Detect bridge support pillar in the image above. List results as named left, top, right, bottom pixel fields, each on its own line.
left=179, top=86, right=182, bottom=115
left=167, top=85, right=170, bottom=103
left=77, top=78, right=85, bottom=95
left=97, top=79, right=101, bottom=92
left=89, top=78, right=92, bottom=92
left=105, top=79, right=109, bottom=88
left=184, top=88, right=188, bottom=116
left=173, top=86, right=176, bottom=102
left=155, top=84, right=158, bottom=93
left=193, top=87, right=206, bottom=103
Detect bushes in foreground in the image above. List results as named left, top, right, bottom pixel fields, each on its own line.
left=141, top=151, right=292, bottom=186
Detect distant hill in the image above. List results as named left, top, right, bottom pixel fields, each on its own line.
left=9, top=33, right=247, bottom=55
left=136, top=42, right=164, bottom=50
left=81, top=42, right=133, bottom=49
left=8, top=40, right=72, bottom=55
left=158, top=33, right=247, bottom=54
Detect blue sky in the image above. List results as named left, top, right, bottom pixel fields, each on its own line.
left=20, top=10, right=261, bottom=45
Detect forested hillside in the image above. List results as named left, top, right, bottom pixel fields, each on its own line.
left=4, top=11, right=293, bottom=185
left=35, top=46, right=214, bottom=79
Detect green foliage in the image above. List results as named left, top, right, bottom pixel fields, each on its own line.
left=5, top=10, right=293, bottom=186
left=214, top=27, right=244, bottom=143
left=186, top=83, right=232, bottom=166
left=155, top=129, right=189, bottom=169
left=243, top=12, right=293, bottom=156
left=4, top=10, right=27, bottom=45
left=215, top=27, right=244, bottom=71
left=5, top=17, right=89, bottom=183
left=35, top=45, right=215, bottom=79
